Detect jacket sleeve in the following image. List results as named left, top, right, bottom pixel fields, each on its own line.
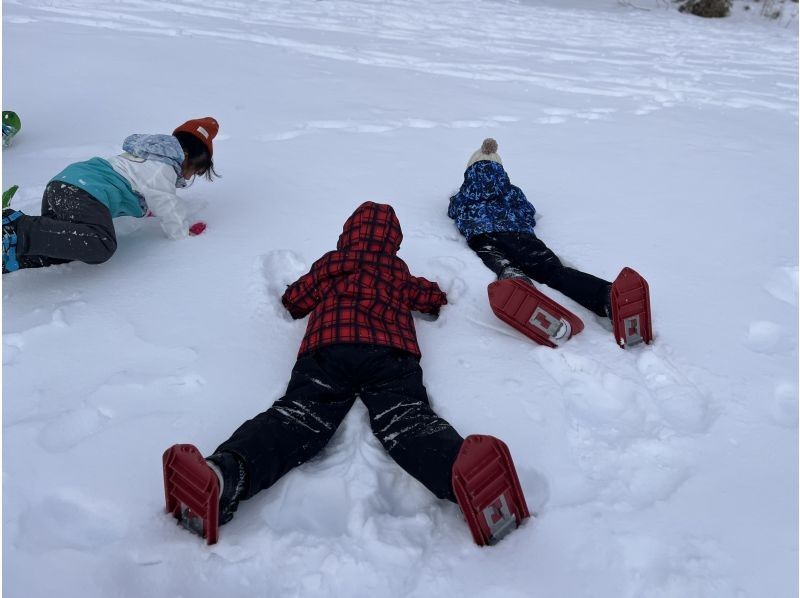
left=145, top=173, right=189, bottom=239
left=447, top=194, right=458, bottom=220
left=406, top=276, right=448, bottom=314
left=281, top=265, right=323, bottom=319
left=143, top=165, right=190, bottom=240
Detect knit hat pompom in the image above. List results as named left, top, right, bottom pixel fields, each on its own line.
left=466, top=138, right=503, bottom=169
left=481, top=138, right=498, bottom=155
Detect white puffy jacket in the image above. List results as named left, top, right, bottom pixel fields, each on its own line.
left=108, top=153, right=189, bottom=240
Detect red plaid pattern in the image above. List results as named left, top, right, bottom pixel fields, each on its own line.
left=282, top=202, right=447, bottom=358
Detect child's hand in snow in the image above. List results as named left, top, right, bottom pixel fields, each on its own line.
left=435, top=275, right=466, bottom=304
left=416, top=310, right=440, bottom=322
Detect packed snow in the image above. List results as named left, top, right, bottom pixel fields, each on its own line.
left=2, top=0, right=797, bottom=596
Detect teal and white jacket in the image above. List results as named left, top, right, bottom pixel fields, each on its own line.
left=51, top=134, right=191, bottom=239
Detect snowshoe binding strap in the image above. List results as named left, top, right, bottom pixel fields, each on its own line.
left=529, top=307, right=571, bottom=346
left=488, top=279, right=584, bottom=348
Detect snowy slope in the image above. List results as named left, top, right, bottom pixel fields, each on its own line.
left=2, top=1, right=797, bottom=596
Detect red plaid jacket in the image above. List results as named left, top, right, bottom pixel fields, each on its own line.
left=282, top=202, right=447, bottom=358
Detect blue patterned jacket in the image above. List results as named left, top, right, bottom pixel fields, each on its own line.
left=448, top=160, right=537, bottom=240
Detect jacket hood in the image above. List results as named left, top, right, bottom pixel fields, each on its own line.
left=465, top=160, right=512, bottom=202
left=337, top=201, right=403, bottom=254
left=122, top=134, right=185, bottom=176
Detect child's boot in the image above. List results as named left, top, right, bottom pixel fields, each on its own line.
left=206, top=450, right=248, bottom=524
left=498, top=265, right=534, bottom=287
left=603, top=284, right=613, bottom=318
left=2, top=208, right=23, bottom=273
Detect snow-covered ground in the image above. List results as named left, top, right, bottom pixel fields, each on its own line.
left=2, top=0, right=797, bottom=596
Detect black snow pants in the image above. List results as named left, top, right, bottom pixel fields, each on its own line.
left=215, top=344, right=465, bottom=503
left=468, top=231, right=611, bottom=317
left=14, top=181, right=117, bottom=269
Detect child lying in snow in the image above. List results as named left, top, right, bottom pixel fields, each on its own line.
left=2, top=117, right=218, bottom=274
left=163, top=202, right=528, bottom=545
left=448, top=139, right=613, bottom=318
left=169, top=202, right=462, bottom=522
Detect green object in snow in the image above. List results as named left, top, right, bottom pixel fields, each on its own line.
left=2, top=111, right=21, bottom=148
left=3, top=185, right=19, bottom=209
left=3, top=111, right=21, bottom=131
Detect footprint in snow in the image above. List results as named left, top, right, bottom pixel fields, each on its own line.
left=606, top=439, right=691, bottom=509
left=636, top=349, right=714, bottom=435
left=535, top=350, right=647, bottom=443
left=535, top=349, right=693, bottom=509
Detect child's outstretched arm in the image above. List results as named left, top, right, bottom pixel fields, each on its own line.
left=281, top=266, right=323, bottom=319
left=407, top=276, right=448, bottom=316
left=143, top=167, right=191, bottom=240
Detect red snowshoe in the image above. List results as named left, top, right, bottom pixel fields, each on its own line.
left=610, top=267, right=653, bottom=349
left=163, top=444, right=220, bottom=545
left=488, top=279, right=584, bottom=348
left=452, top=435, right=530, bottom=546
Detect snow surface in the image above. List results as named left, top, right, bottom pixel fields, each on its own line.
left=2, top=0, right=798, bottom=596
